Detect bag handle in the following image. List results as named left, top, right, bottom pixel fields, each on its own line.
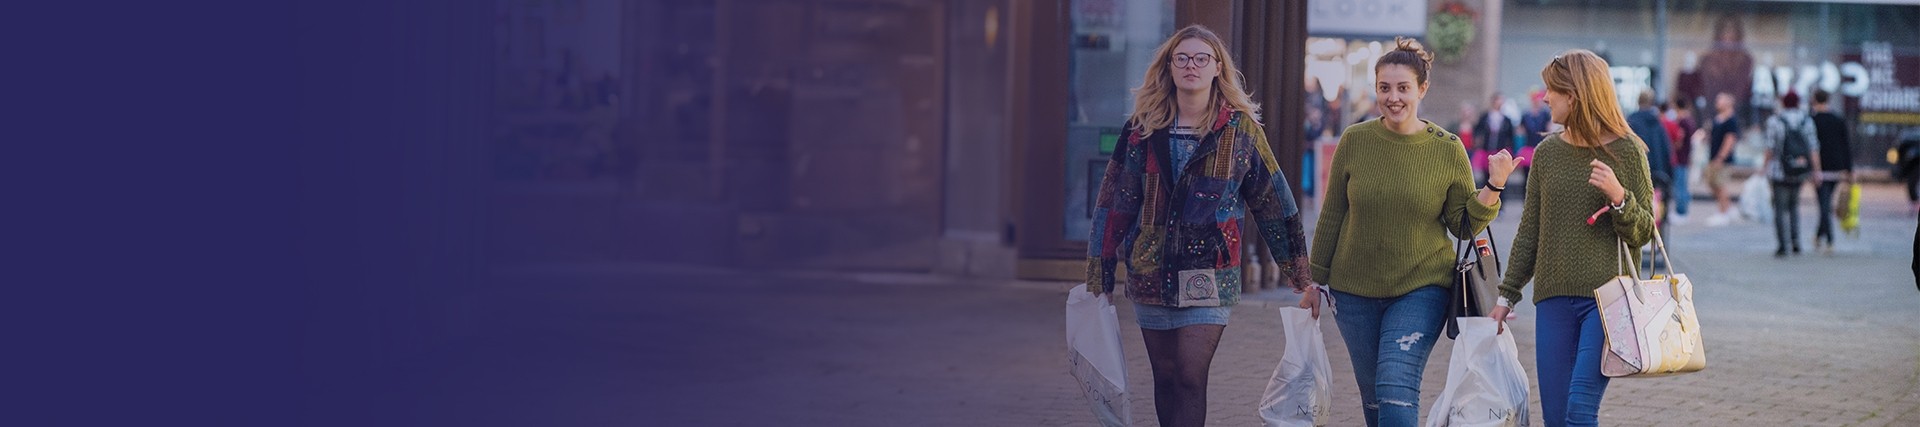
left=1612, top=237, right=1656, bottom=308
left=1615, top=236, right=1639, bottom=278
left=1647, top=229, right=1675, bottom=279
left=1616, top=228, right=1676, bottom=283
left=1452, top=196, right=1502, bottom=267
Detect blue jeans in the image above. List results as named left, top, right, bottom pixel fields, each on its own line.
left=1536, top=296, right=1610, bottom=427
left=1672, top=166, right=1691, bottom=215
left=1331, top=286, right=1447, bottom=427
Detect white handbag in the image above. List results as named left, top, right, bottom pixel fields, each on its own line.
left=1594, top=230, right=1706, bottom=378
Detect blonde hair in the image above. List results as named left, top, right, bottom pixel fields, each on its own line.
left=1540, top=49, right=1642, bottom=156
left=1128, top=25, right=1260, bottom=136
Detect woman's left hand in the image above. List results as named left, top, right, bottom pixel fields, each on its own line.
left=1487, top=149, right=1520, bottom=185
left=1589, top=159, right=1626, bottom=204
left=1296, top=282, right=1323, bottom=319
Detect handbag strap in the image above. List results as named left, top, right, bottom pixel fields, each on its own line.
left=1452, top=200, right=1502, bottom=266
left=1615, top=228, right=1676, bottom=281
left=1648, top=229, right=1675, bottom=278
left=1616, top=237, right=1639, bottom=278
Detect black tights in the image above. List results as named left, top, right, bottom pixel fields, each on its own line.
left=1141, top=324, right=1225, bottom=427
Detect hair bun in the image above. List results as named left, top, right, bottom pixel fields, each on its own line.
left=1392, top=36, right=1433, bottom=67
left=1375, top=36, right=1435, bottom=84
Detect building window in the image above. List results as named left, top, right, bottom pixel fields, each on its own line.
left=1063, top=0, right=1174, bottom=242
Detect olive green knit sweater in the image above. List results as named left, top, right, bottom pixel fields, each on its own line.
left=1310, top=119, right=1500, bottom=298
left=1499, top=134, right=1657, bottom=305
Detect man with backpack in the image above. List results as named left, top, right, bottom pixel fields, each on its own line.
left=1764, top=91, right=1824, bottom=257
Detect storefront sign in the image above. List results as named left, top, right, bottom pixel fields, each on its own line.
left=1308, top=0, right=1425, bottom=38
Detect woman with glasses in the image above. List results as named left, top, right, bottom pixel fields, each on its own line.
left=1305, top=37, right=1516, bottom=426
left=1086, top=24, right=1312, bottom=427
left=1490, top=50, right=1656, bottom=427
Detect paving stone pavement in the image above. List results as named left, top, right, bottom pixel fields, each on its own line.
left=434, top=183, right=1918, bottom=426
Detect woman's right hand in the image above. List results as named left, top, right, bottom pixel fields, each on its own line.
left=1489, top=305, right=1513, bottom=335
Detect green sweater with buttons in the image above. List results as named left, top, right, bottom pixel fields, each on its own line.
left=1499, top=134, right=1656, bottom=305
left=1311, top=119, right=1500, bottom=298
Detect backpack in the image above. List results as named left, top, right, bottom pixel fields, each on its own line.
left=1778, top=116, right=1814, bottom=180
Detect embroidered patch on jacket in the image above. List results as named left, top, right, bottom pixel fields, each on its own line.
left=1174, top=269, right=1224, bottom=307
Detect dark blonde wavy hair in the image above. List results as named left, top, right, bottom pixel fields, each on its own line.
left=1127, top=25, right=1260, bottom=136
left=1541, top=49, right=1642, bottom=157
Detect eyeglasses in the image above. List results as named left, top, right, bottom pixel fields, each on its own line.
left=1172, top=53, right=1215, bottom=69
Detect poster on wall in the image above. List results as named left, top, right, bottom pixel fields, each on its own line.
left=1847, top=41, right=1920, bottom=167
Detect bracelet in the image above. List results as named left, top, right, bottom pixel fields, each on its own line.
left=1610, top=198, right=1627, bottom=210
left=1488, top=184, right=1506, bottom=192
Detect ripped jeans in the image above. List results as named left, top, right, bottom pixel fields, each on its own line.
left=1331, top=286, right=1448, bottom=427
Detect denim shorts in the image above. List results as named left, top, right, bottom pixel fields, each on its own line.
left=1133, top=302, right=1232, bottom=330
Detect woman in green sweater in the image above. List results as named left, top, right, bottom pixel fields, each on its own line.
left=1488, top=49, right=1656, bottom=427
left=1302, top=38, right=1515, bottom=427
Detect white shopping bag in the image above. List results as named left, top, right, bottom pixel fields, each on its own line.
left=1425, top=317, right=1531, bottom=427
left=1066, top=284, right=1132, bottom=427
left=1739, top=174, right=1771, bottom=223
left=1259, top=306, right=1333, bottom=427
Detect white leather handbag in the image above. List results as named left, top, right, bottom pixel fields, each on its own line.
left=1594, top=230, right=1706, bottom=378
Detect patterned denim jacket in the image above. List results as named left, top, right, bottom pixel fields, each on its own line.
left=1087, top=105, right=1312, bottom=307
